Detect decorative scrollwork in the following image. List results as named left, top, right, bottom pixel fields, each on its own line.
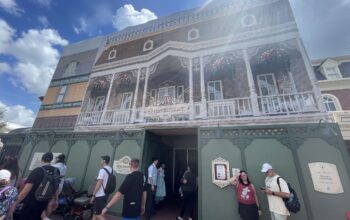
left=277, top=137, right=305, bottom=150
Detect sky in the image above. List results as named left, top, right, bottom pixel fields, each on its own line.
left=0, top=0, right=349, bottom=128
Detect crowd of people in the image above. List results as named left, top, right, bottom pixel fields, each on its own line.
left=0, top=151, right=291, bottom=220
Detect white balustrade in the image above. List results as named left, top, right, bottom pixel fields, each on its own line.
left=207, top=97, right=252, bottom=118
left=76, top=111, right=103, bottom=126
left=194, top=102, right=201, bottom=118
left=102, top=110, right=131, bottom=124
left=258, top=92, right=318, bottom=115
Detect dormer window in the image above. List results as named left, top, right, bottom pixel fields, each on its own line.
left=64, top=61, right=77, bottom=77
left=319, top=59, right=342, bottom=80
left=108, top=49, right=117, bottom=60
left=188, top=28, right=199, bottom=41
left=143, top=40, right=154, bottom=52
left=241, top=14, right=257, bottom=28
left=324, top=67, right=341, bottom=80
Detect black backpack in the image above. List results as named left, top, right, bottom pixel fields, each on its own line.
left=102, top=168, right=116, bottom=195
left=277, top=177, right=301, bottom=213
left=35, top=166, right=60, bottom=202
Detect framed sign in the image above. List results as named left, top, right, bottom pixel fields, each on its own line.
left=308, top=162, right=344, bottom=194
left=212, top=157, right=230, bottom=188
left=113, top=156, right=132, bottom=174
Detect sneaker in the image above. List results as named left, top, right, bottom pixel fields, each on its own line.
left=176, top=217, right=183, bottom=220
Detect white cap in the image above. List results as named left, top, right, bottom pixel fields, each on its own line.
left=261, top=163, right=273, bottom=173
left=0, top=169, right=11, bottom=181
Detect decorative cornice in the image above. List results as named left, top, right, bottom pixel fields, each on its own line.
left=50, top=74, right=90, bottom=87
left=105, top=0, right=280, bottom=46
left=319, top=78, right=350, bottom=91
left=40, top=101, right=82, bottom=110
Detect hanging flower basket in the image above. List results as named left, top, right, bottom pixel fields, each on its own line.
left=211, top=56, right=235, bottom=73
left=116, top=72, right=132, bottom=86
left=258, top=48, right=290, bottom=72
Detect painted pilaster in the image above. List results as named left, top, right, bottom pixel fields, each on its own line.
left=100, top=74, right=115, bottom=124
left=296, top=38, right=326, bottom=113
left=141, top=66, right=150, bottom=121
left=189, top=58, right=194, bottom=120
left=243, top=48, right=260, bottom=116
left=131, top=68, right=141, bottom=123
left=200, top=56, right=207, bottom=118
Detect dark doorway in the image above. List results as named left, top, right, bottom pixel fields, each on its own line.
left=142, top=128, right=198, bottom=220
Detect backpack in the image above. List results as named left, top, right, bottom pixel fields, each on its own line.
left=34, top=166, right=60, bottom=202
left=102, top=168, right=116, bottom=195
left=277, top=177, right=301, bottom=213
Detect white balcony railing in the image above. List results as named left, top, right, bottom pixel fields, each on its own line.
left=258, top=92, right=318, bottom=115
left=102, top=110, right=131, bottom=124
left=207, top=97, right=252, bottom=118
left=76, top=111, right=103, bottom=126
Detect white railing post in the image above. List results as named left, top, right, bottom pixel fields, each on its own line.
left=141, top=66, right=150, bottom=121
left=189, top=58, right=194, bottom=120
left=200, top=56, right=207, bottom=118
left=243, top=48, right=260, bottom=116
left=131, top=68, right=141, bottom=123
left=296, top=38, right=326, bottom=113
left=100, top=74, right=115, bottom=124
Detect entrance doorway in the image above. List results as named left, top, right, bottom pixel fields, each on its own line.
left=142, top=128, right=198, bottom=220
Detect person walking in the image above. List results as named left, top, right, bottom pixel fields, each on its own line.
left=0, top=169, right=18, bottom=220
left=260, top=163, right=290, bottom=220
left=145, top=157, right=159, bottom=220
left=9, top=152, right=60, bottom=220
left=230, top=170, right=260, bottom=220
left=101, top=158, right=146, bottom=220
left=155, top=163, right=166, bottom=206
left=176, top=165, right=196, bottom=220
left=90, top=155, right=113, bottom=220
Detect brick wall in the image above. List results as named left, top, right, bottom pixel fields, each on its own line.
left=37, top=107, right=81, bottom=118
left=64, top=82, right=88, bottom=102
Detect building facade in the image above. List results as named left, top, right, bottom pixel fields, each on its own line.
left=1, top=1, right=350, bottom=219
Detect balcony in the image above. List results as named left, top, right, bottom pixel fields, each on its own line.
left=76, top=91, right=321, bottom=127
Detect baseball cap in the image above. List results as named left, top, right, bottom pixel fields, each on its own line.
left=261, top=163, right=273, bottom=173
left=0, top=169, right=11, bottom=181
left=42, top=152, right=53, bottom=162
left=101, top=155, right=110, bottom=164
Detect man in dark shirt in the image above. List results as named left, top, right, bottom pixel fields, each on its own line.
left=101, top=158, right=146, bottom=220
left=10, top=152, right=60, bottom=220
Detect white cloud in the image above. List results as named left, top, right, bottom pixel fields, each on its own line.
left=0, top=62, right=10, bottom=74
left=0, top=19, right=15, bottom=53
left=112, top=4, right=157, bottom=30
left=73, top=17, right=88, bottom=34
left=0, top=101, right=35, bottom=127
left=0, top=0, right=24, bottom=16
left=38, top=15, right=49, bottom=27
left=0, top=19, right=68, bottom=95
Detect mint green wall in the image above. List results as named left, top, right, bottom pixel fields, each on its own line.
left=50, top=140, right=69, bottom=157
left=23, top=140, right=50, bottom=176
left=200, top=139, right=242, bottom=220
left=18, top=143, right=33, bottom=175
left=245, top=139, right=307, bottom=220
left=298, top=138, right=350, bottom=220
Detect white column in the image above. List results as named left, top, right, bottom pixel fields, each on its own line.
left=296, top=38, right=326, bottom=112
left=131, top=68, right=141, bottom=123
left=243, top=48, right=260, bottom=116
left=200, top=56, right=207, bottom=118
left=141, top=67, right=150, bottom=121
left=100, top=73, right=115, bottom=124
left=189, top=58, right=194, bottom=120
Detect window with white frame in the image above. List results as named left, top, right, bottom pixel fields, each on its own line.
left=207, top=80, right=223, bottom=101
left=56, top=85, right=68, bottom=103
left=121, top=92, right=133, bottom=109
left=108, top=49, right=117, bottom=60
left=158, top=86, right=175, bottom=105
left=177, top=85, right=184, bottom=103
left=88, top=96, right=105, bottom=112
left=323, top=95, right=340, bottom=111
left=188, top=28, right=199, bottom=41
left=143, top=40, right=154, bottom=52
left=257, top=74, right=278, bottom=96
left=64, top=61, right=78, bottom=77
left=325, top=67, right=340, bottom=80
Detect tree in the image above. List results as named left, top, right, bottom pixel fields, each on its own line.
left=0, top=107, right=6, bottom=130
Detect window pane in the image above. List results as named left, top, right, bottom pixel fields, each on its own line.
left=59, top=85, right=67, bottom=94
left=56, top=94, right=64, bottom=103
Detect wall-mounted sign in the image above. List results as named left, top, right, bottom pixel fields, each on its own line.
left=113, top=156, right=132, bottom=174
left=308, top=162, right=344, bottom=194
left=29, top=152, right=62, bottom=171
left=212, top=157, right=230, bottom=188
left=232, top=168, right=240, bottom=177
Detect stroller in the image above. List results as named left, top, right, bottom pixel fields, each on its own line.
left=62, top=180, right=96, bottom=220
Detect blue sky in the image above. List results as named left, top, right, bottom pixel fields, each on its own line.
left=0, top=0, right=350, bottom=127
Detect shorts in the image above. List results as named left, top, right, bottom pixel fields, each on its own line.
left=93, top=196, right=107, bottom=215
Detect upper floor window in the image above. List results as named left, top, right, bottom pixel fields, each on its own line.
left=208, top=80, right=223, bottom=101
left=64, top=61, right=78, bottom=77
left=241, top=14, right=257, bottom=28
left=149, top=89, right=157, bottom=106
left=56, top=85, right=68, bottom=103
left=323, top=94, right=341, bottom=111
left=257, top=74, right=278, bottom=96
left=88, top=96, right=105, bottom=112
left=158, top=86, right=175, bottom=105
left=121, top=92, right=133, bottom=109
left=188, top=28, right=199, bottom=41
left=143, top=40, right=154, bottom=52
left=108, top=49, right=117, bottom=60
left=325, top=67, right=341, bottom=80
left=177, top=85, right=184, bottom=103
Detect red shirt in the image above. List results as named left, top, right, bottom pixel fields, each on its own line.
left=235, top=183, right=256, bottom=205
